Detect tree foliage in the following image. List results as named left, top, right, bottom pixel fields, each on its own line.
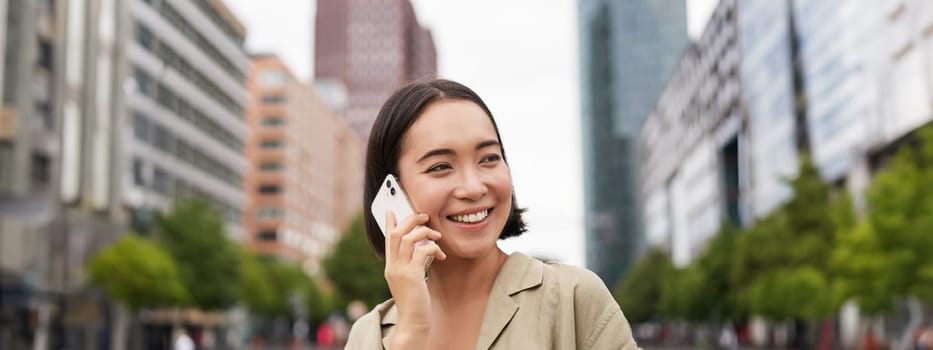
left=304, top=276, right=333, bottom=324
left=157, top=200, right=242, bottom=310
left=730, top=155, right=844, bottom=322
left=690, top=224, right=741, bottom=322
left=613, top=248, right=674, bottom=323
left=833, top=125, right=933, bottom=313
left=322, top=214, right=390, bottom=310
left=614, top=127, right=933, bottom=326
left=87, top=233, right=188, bottom=312
left=658, top=265, right=704, bottom=322
left=239, top=254, right=331, bottom=322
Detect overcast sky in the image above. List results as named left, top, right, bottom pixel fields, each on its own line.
left=226, top=0, right=716, bottom=267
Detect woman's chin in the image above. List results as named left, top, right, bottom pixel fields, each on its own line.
left=439, top=240, right=500, bottom=261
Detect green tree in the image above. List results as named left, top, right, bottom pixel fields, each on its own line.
left=322, top=214, right=390, bottom=310
left=239, top=254, right=281, bottom=317
left=782, top=155, right=836, bottom=271
left=87, top=233, right=188, bottom=311
left=691, top=224, right=741, bottom=322
left=732, top=155, right=842, bottom=324
left=157, top=199, right=241, bottom=310
left=613, top=248, right=674, bottom=323
left=658, top=265, right=705, bottom=322
left=834, top=125, right=933, bottom=313
left=831, top=222, right=898, bottom=315
left=304, top=277, right=333, bottom=324
left=864, top=131, right=933, bottom=304
left=242, top=256, right=328, bottom=318
left=748, top=267, right=832, bottom=321
left=731, top=211, right=789, bottom=318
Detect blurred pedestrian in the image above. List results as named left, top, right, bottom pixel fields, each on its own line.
left=317, top=322, right=334, bottom=348
left=174, top=328, right=194, bottom=350
left=345, top=79, right=639, bottom=349
left=719, top=326, right=736, bottom=349
left=917, top=326, right=933, bottom=350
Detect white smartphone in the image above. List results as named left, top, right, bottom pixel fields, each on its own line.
left=370, top=174, right=435, bottom=269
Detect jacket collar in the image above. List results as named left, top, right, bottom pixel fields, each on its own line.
left=380, top=252, right=544, bottom=349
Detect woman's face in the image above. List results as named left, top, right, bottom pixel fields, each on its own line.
left=396, top=100, right=513, bottom=259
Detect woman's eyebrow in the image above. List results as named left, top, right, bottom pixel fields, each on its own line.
left=476, top=140, right=500, bottom=150
left=416, top=140, right=501, bottom=163
left=416, top=148, right=454, bottom=163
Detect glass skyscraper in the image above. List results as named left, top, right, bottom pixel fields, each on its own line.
left=578, top=0, right=687, bottom=288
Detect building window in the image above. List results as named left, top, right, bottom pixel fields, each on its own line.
left=258, top=71, right=287, bottom=86
left=151, top=124, right=175, bottom=153
left=38, top=39, right=53, bottom=70
left=133, top=66, right=243, bottom=152
left=152, top=166, right=173, bottom=195
left=259, top=162, right=283, bottom=171
left=133, top=158, right=145, bottom=186
left=256, top=230, right=278, bottom=241
left=257, top=207, right=282, bottom=219
left=133, top=22, right=244, bottom=116
left=261, top=95, right=286, bottom=104
left=133, top=113, right=149, bottom=142
left=261, top=117, right=285, bottom=127
left=258, top=185, right=281, bottom=194
left=31, top=154, right=50, bottom=186
left=260, top=139, right=284, bottom=149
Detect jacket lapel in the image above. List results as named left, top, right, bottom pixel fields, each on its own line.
left=378, top=253, right=544, bottom=350
left=475, top=284, right=519, bottom=350
left=380, top=302, right=397, bottom=349
left=475, top=252, right=544, bottom=349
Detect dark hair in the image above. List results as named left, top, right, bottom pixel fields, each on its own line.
left=363, top=79, right=528, bottom=258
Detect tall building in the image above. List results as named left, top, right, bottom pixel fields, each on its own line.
left=796, top=5, right=933, bottom=347
left=793, top=0, right=933, bottom=203
left=1, top=0, right=248, bottom=347
left=638, top=0, right=808, bottom=265
left=0, top=1, right=65, bottom=346
left=314, top=0, right=437, bottom=136
left=638, top=0, right=744, bottom=266
left=578, top=0, right=688, bottom=287
left=245, top=54, right=365, bottom=270
left=636, top=0, right=933, bottom=345
left=126, top=0, right=249, bottom=239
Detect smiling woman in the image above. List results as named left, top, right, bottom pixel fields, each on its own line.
left=347, top=79, right=640, bottom=350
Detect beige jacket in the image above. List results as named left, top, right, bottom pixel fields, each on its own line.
left=345, top=252, right=640, bottom=349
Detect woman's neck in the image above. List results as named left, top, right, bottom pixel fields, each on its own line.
left=425, top=248, right=508, bottom=305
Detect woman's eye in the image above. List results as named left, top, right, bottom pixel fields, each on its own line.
left=427, top=163, right=452, bottom=173
left=480, top=154, right=502, bottom=164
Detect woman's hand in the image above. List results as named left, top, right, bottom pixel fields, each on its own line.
left=383, top=211, right=447, bottom=349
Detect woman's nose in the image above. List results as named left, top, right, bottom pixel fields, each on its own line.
left=454, top=169, right=487, bottom=200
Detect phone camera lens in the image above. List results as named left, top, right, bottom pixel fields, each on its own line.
left=386, top=180, right=391, bottom=188
left=390, top=187, right=396, bottom=196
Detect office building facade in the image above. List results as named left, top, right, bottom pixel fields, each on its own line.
left=637, top=0, right=933, bottom=283
left=578, top=0, right=688, bottom=287
left=245, top=54, right=365, bottom=270
left=638, top=0, right=745, bottom=266
left=314, top=0, right=437, bottom=136
left=126, top=0, right=249, bottom=239
left=0, top=0, right=248, bottom=347
left=794, top=0, right=933, bottom=197
left=639, top=0, right=807, bottom=265
left=637, top=0, right=933, bottom=345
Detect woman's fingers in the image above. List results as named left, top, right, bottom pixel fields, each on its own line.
left=384, top=210, right=397, bottom=262
left=385, top=211, right=429, bottom=263
left=412, top=241, right=447, bottom=268
left=396, top=226, right=441, bottom=264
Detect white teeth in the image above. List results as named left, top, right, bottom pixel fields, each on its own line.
left=452, top=209, right=488, bottom=223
